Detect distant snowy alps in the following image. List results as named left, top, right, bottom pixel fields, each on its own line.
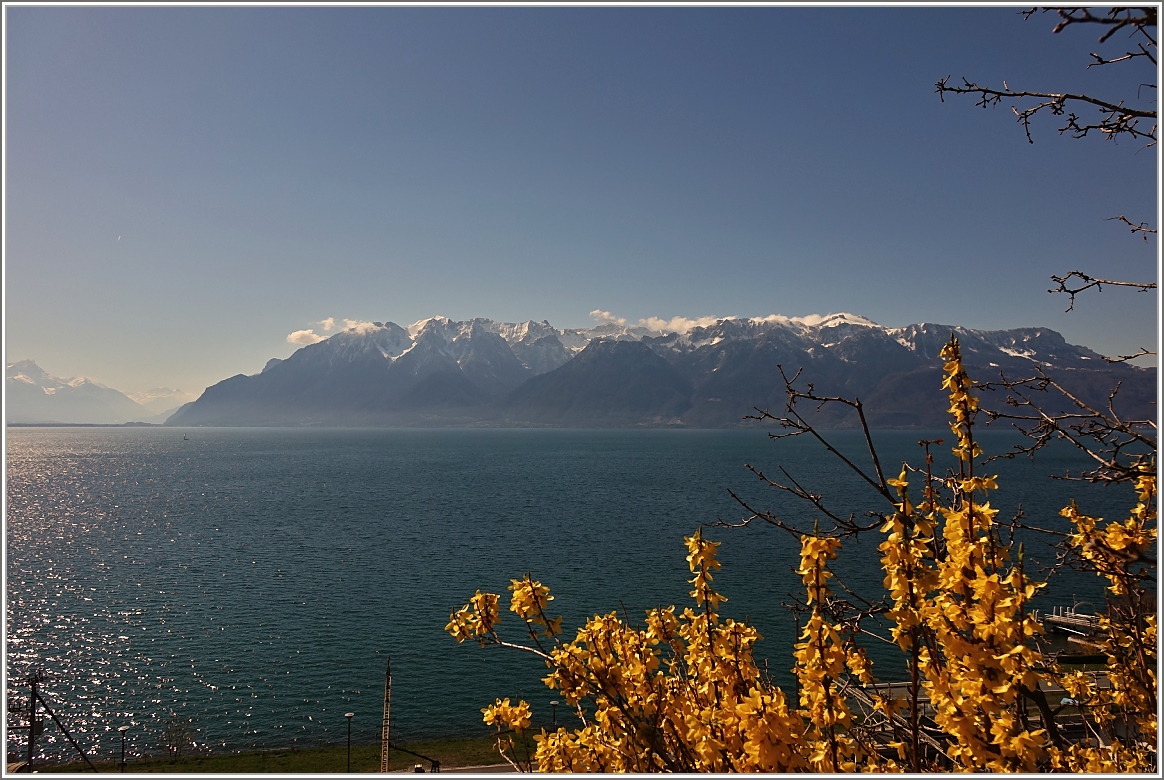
left=162, top=313, right=1153, bottom=429
left=5, top=360, right=195, bottom=425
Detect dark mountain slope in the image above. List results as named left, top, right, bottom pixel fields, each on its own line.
left=501, top=340, right=693, bottom=426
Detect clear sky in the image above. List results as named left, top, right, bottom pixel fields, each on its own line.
left=4, top=5, right=1159, bottom=395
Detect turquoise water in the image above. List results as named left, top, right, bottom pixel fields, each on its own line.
left=5, top=426, right=1130, bottom=764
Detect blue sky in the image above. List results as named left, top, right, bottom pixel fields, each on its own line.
left=4, top=5, right=1158, bottom=394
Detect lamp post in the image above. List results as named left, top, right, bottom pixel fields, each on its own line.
left=118, top=725, right=130, bottom=773
left=345, top=712, right=354, bottom=772
left=550, top=700, right=559, bottom=728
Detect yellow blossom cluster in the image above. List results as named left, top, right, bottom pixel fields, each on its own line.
left=509, top=576, right=564, bottom=639
left=445, top=590, right=500, bottom=645
left=482, top=697, right=532, bottom=731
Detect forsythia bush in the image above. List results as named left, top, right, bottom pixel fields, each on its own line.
left=447, top=336, right=1156, bottom=772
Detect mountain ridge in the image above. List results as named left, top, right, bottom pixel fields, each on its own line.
left=165, top=314, right=1156, bottom=429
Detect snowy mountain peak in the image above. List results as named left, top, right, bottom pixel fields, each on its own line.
left=812, top=312, right=880, bottom=329
left=5, top=360, right=107, bottom=390
left=487, top=319, right=558, bottom=345
left=407, top=315, right=454, bottom=339
left=6, top=360, right=147, bottom=424
left=6, top=359, right=52, bottom=385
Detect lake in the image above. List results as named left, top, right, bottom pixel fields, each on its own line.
left=5, top=425, right=1130, bottom=764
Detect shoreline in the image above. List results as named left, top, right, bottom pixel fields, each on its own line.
left=34, top=734, right=527, bottom=774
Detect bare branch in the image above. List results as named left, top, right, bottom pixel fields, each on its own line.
left=937, top=7, right=1158, bottom=144
left=1108, top=214, right=1159, bottom=240
left=935, top=76, right=1157, bottom=144
left=979, top=366, right=1156, bottom=485
left=1047, top=7, right=1158, bottom=46
left=745, top=364, right=895, bottom=503
left=1088, top=42, right=1156, bottom=68
left=1047, top=270, right=1157, bottom=311
left=1104, top=347, right=1156, bottom=364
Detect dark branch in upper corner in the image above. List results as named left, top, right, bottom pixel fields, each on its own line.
left=938, top=8, right=1158, bottom=145
left=934, top=76, right=1157, bottom=144
left=1042, top=7, right=1158, bottom=46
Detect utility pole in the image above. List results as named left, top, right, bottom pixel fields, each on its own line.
left=345, top=712, right=354, bottom=772
left=27, top=672, right=41, bottom=772
left=16, top=670, right=98, bottom=773
left=6, top=671, right=43, bottom=772
left=379, top=658, right=392, bottom=773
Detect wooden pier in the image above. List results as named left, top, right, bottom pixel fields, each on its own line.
left=1036, top=605, right=1101, bottom=637
left=845, top=671, right=1112, bottom=767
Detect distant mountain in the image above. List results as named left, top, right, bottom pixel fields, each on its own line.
left=6, top=360, right=148, bottom=424
left=124, top=387, right=199, bottom=423
left=166, top=314, right=1156, bottom=429
left=127, top=387, right=199, bottom=415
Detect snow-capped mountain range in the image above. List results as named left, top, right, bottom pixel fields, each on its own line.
left=6, top=360, right=196, bottom=424
left=166, top=313, right=1155, bottom=428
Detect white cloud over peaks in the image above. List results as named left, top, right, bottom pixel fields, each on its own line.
left=287, top=317, right=379, bottom=345
left=343, top=319, right=380, bottom=334
left=589, top=309, right=627, bottom=327
left=751, top=314, right=795, bottom=326
left=639, top=315, right=728, bottom=334
left=287, top=329, right=324, bottom=345
left=592, top=309, right=730, bottom=334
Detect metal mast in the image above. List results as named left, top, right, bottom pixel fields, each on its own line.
left=379, top=657, right=392, bottom=773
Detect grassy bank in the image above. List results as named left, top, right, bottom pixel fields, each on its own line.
left=38, top=734, right=532, bottom=773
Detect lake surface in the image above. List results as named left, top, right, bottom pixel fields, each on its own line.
left=5, top=426, right=1131, bottom=764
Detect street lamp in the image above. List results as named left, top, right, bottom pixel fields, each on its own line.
left=345, top=712, right=355, bottom=772
left=118, top=725, right=130, bottom=773
left=550, top=700, right=559, bottom=728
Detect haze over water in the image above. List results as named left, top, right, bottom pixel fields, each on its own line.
left=6, top=426, right=1123, bottom=764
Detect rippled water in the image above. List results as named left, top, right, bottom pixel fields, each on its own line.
left=5, top=426, right=1127, bottom=764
